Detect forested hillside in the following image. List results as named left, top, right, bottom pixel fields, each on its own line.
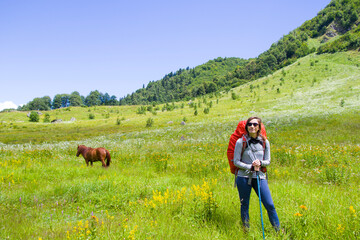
left=119, top=0, right=359, bottom=105
left=119, top=57, right=247, bottom=105
left=15, top=0, right=360, bottom=110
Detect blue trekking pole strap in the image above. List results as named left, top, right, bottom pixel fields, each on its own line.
left=257, top=171, right=266, bottom=240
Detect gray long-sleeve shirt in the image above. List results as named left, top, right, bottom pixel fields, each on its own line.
left=233, top=135, right=270, bottom=179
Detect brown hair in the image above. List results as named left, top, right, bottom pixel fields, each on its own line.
left=245, top=116, right=266, bottom=141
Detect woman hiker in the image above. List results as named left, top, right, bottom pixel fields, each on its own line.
left=233, top=116, right=280, bottom=231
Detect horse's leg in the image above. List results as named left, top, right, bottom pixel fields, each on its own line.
left=91, top=161, right=93, bottom=166
left=85, top=159, right=89, bottom=166
left=100, top=157, right=106, bottom=167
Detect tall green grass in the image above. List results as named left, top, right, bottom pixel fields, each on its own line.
left=1, top=113, right=359, bottom=239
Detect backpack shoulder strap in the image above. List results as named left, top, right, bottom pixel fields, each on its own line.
left=261, top=139, right=266, bottom=159
left=262, top=140, right=266, bottom=150
left=241, top=136, right=247, bottom=158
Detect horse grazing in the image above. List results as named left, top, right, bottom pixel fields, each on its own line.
left=76, top=145, right=111, bottom=167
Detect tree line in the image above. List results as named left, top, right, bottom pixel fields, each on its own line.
left=18, top=0, right=360, bottom=111
left=19, top=57, right=247, bottom=111
left=18, top=91, right=119, bottom=111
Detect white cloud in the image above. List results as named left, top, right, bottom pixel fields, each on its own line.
left=0, top=101, right=18, bottom=111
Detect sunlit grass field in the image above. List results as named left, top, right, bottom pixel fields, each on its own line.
left=1, top=52, right=360, bottom=239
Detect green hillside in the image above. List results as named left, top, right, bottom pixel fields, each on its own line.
left=1, top=51, right=359, bottom=144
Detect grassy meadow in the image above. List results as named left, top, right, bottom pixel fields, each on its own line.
left=1, top=52, right=360, bottom=239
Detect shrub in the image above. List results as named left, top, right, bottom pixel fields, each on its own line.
left=231, top=92, right=238, bottom=100
left=89, top=113, right=95, bottom=120
left=146, top=118, right=154, bottom=127
left=146, top=105, right=153, bottom=112
left=136, top=106, right=146, bottom=114
left=43, top=113, right=50, bottom=123
left=29, top=111, right=39, bottom=122
left=340, top=99, right=345, bottom=107
left=249, top=84, right=254, bottom=92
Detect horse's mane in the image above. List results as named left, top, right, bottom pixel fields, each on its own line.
left=78, top=145, right=90, bottom=152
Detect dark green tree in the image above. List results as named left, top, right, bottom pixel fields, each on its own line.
left=52, top=94, right=62, bottom=109
left=27, top=97, right=51, bottom=110
left=85, top=90, right=101, bottom=106
left=101, top=93, right=112, bottom=105
left=108, top=95, right=118, bottom=105
left=42, top=96, right=52, bottom=109
left=61, top=94, right=70, bottom=107
left=69, top=91, right=82, bottom=106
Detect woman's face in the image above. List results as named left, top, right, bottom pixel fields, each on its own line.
left=247, top=119, right=259, bottom=136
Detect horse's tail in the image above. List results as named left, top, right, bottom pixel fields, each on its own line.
left=106, top=150, right=111, bottom=167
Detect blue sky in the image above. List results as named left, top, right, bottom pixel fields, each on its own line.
left=0, top=0, right=331, bottom=110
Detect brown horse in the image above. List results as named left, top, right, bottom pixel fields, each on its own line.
left=76, top=145, right=111, bottom=167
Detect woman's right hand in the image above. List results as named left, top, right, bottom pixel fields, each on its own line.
left=252, top=159, right=261, bottom=171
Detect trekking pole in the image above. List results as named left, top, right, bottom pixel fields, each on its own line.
left=255, top=168, right=266, bottom=240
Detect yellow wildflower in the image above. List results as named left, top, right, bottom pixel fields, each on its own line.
left=349, top=206, right=355, bottom=214
left=78, top=220, right=83, bottom=227
left=129, top=225, right=138, bottom=240
left=349, top=206, right=357, bottom=217
left=294, top=212, right=303, bottom=217
left=337, top=224, right=345, bottom=233
left=299, top=205, right=308, bottom=210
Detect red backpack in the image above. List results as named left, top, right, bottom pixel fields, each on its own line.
left=227, top=120, right=267, bottom=174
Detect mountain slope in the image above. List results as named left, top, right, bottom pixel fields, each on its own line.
left=119, top=0, right=360, bottom=106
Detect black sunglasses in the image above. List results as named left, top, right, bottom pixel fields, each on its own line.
left=247, top=122, right=259, bottom=127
